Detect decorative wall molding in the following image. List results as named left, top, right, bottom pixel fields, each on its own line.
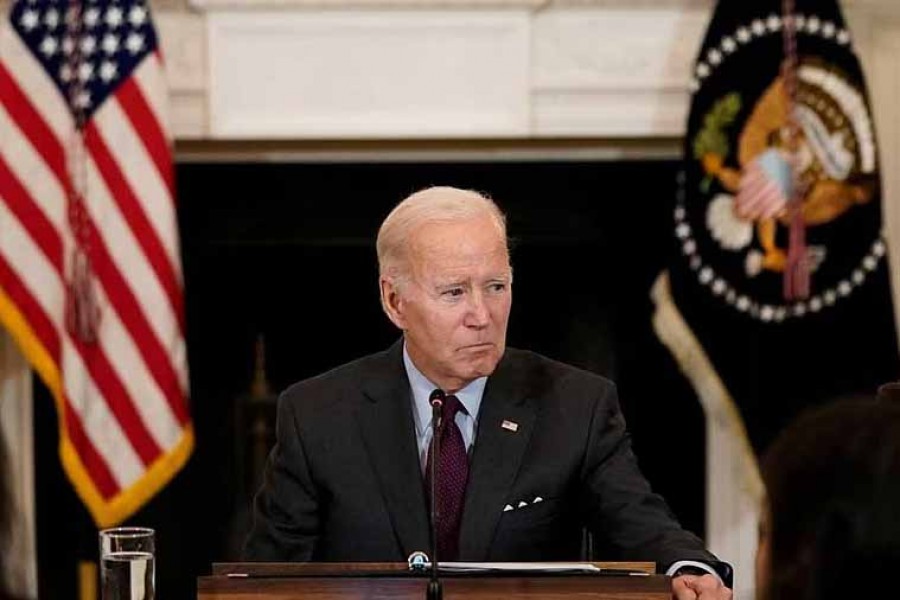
left=187, top=0, right=900, bottom=10
left=531, top=8, right=709, bottom=137
left=206, top=10, right=531, bottom=138
left=157, top=0, right=900, bottom=140
left=156, top=12, right=209, bottom=138
left=191, top=0, right=543, bottom=8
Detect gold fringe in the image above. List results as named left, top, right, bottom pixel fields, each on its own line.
left=78, top=561, right=97, bottom=600
left=0, top=286, right=193, bottom=527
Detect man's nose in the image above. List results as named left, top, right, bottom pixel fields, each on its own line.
left=464, top=291, right=490, bottom=328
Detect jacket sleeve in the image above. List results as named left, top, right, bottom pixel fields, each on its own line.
left=579, top=382, right=717, bottom=570
left=243, top=391, right=320, bottom=561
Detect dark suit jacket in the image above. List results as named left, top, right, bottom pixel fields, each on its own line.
left=244, top=341, right=717, bottom=570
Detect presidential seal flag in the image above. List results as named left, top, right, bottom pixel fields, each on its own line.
left=0, top=0, right=192, bottom=526
left=652, top=0, right=898, bottom=591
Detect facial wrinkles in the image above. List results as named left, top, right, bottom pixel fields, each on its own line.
left=398, top=216, right=512, bottom=390
left=412, top=233, right=510, bottom=293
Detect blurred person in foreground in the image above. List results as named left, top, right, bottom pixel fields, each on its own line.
left=757, top=385, right=900, bottom=600
left=245, top=186, right=732, bottom=599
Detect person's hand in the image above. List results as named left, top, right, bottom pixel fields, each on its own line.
left=671, top=573, right=733, bottom=600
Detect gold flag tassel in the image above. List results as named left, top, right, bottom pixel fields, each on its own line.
left=65, top=237, right=100, bottom=344
left=64, top=0, right=101, bottom=343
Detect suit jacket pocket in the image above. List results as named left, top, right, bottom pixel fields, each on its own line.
left=492, top=497, right=581, bottom=560
left=498, top=497, right=561, bottom=530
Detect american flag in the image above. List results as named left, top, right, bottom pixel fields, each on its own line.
left=0, top=0, right=191, bottom=526
left=734, top=148, right=792, bottom=221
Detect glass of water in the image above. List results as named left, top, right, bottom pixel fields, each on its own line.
left=99, top=527, right=155, bottom=600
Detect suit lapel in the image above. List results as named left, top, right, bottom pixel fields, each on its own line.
left=458, top=351, right=537, bottom=560
left=356, top=342, right=430, bottom=559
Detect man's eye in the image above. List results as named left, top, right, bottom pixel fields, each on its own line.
left=442, top=288, right=464, bottom=298
left=488, top=283, right=507, bottom=293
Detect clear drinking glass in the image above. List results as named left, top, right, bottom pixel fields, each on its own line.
left=99, top=527, right=155, bottom=600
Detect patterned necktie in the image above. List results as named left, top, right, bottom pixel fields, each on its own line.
left=425, top=393, right=469, bottom=561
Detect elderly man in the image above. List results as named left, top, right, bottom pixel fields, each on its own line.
left=245, top=186, right=732, bottom=600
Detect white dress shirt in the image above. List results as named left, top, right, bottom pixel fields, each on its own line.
left=403, top=344, right=486, bottom=471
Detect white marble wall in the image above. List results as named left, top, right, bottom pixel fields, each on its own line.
left=152, top=0, right=900, bottom=142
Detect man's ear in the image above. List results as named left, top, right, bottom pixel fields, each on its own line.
left=380, top=276, right=406, bottom=330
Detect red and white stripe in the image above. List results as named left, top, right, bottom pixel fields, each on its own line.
left=735, top=160, right=788, bottom=221
left=0, top=22, right=190, bottom=516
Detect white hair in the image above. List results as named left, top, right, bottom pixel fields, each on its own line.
left=376, top=186, right=508, bottom=284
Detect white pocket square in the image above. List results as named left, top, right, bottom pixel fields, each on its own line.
left=504, top=496, right=547, bottom=513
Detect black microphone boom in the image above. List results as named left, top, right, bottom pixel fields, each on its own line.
left=427, top=388, right=445, bottom=600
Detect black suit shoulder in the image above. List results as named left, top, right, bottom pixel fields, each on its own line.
left=504, top=347, right=612, bottom=382
left=501, top=347, right=618, bottom=406
left=279, top=346, right=395, bottom=410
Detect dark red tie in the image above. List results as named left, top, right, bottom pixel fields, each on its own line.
left=425, top=393, right=469, bottom=561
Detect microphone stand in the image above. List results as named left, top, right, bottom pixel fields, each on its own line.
left=427, top=390, right=444, bottom=600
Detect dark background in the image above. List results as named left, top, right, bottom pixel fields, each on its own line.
left=34, top=159, right=706, bottom=599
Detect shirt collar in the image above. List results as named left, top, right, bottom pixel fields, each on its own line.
left=403, top=343, right=487, bottom=437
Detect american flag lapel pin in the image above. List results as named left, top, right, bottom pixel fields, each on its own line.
left=501, top=420, right=519, bottom=432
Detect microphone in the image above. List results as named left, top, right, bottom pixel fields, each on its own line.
left=407, top=551, right=429, bottom=571
left=429, top=388, right=444, bottom=415
left=426, top=388, right=445, bottom=600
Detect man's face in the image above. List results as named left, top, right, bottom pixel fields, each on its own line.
left=382, top=214, right=512, bottom=392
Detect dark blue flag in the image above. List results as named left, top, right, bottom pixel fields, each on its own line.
left=655, top=0, right=899, bottom=460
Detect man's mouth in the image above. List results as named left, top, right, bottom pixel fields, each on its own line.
left=460, top=342, right=494, bottom=351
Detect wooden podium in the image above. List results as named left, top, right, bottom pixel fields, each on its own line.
left=197, top=562, right=671, bottom=600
